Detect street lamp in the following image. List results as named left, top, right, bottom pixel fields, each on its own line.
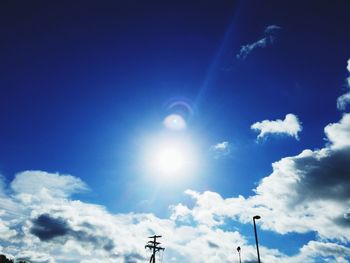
left=253, top=215, right=261, bottom=263
left=236, top=246, right=241, bottom=263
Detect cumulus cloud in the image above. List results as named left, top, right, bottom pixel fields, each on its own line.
left=251, top=113, right=302, bottom=140
left=174, top=113, right=350, bottom=247
left=337, top=58, right=350, bottom=111
left=0, top=171, right=267, bottom=263
left=338, top=93, right=350, bottom=111
left=237, top=25, right=281, bottom=60
left=209, top=141, right=231, bottom=159
left=1, top=167, right=347, bottom=262
left=30, top=214, right=70, bottom=242
left=299, top=241, right=350, bottom=262
left=169, top=203, right=192, bottom=222
left=325, top=113, right=350, bottom=149
left=15, top=251, right=55, bottom=263
left=29, top=213, right=115, bottom=253
left=11, top=171, right=87, bottom=199
left=1, top=115, right=350, bottom=262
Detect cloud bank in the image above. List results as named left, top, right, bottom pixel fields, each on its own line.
left=0, top=171, right=264, bottom=263
left=251, top=113, right=302, bottom=140
left=1, top=115, right=350, bottom=262
left=237, top=25, right=281, bottom=60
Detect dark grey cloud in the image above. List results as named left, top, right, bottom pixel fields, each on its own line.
left=124, top=252, right=146, bottom=263
left=237, top=25, right=281, bottom=60
left=334, top=215, right=350, bottom=228
left=15, top=256, right=51, bottom=263
left=70, top=229, right=115, bottom=252
left=30, top=214, right=69, bottom=241
left=207, top=240, right=220, bottom=249
left=344, top=213, right=350, bottom=220
left=293, top=147, right=350, bottom=202
left=30, top=214, right=115, bottom=252
left=245, top=114, right=350, bottom=242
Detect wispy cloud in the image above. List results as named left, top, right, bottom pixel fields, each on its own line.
left=237, top=25, right=281, bottom=60
left=251, top=113, right=302, bottom=140
left=209, top=141, right=231, bottom=159
left=337, top=58, right=350, bottom=110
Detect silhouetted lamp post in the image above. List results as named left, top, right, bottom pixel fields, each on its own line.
left=253, top=215, right=261, bottom=263
left=236, top=246, right=241, bottom=263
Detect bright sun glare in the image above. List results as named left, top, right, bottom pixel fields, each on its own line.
left=144, top=135, right=197, bottom=180
left=153, top=143, right=188, bottom=175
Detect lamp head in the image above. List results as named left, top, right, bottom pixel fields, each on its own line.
left=237, top=246, right=241, bottom=252
left=253, top=215, right=261, bottom=220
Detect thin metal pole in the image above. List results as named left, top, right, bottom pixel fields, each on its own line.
left=253, top=218, right=261, bottom=263
left=237, top=246, right=241, bottom=263
left=152, top=236, right=156, bottom=263
left=150, top=235, right=156, bottom=263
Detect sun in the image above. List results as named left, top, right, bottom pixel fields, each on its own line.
left=152, top=142, right=190, bottom=176
left=143, top=135, right=198, bottom=180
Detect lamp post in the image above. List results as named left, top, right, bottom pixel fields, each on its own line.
left=253, top=215, right=261, bottom=263
left=236, top=246, right=241, bottom=263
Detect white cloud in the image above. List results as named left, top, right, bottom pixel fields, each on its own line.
left=0, top=154, right=349, bottom=263
left=0, top=171, right=274, bottom=263
left=295, top=241, right=350, bottom=263
left=0, top=211, right=17, bottom=240
left=11, top=171, right=87, bottom=200
left=174, top=113, right=350, bottom=245
left=337, top=93, right=350, bottom=111
left=236, top=25, right=281, bottom=60
left=169, top=203, right=192, bottom=222
left=251, top=113, right=302, bottom=140
left=337, top=58, right=350, bottom=111
left=210, top=141, right=231, bottom=159
left=325, top=113, right=350, bottom=149
left=1, top=114, right=350, bottom=262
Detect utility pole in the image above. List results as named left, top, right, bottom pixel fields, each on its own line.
left=145, top=235, right=165, bottom=263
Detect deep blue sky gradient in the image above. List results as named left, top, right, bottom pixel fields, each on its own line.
left=1, top=0, right=349, bottom=206
left=1, top=2, right=350, bottom=255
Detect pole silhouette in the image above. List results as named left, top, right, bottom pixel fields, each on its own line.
left=253, top=215, right=261, bottom=263
left=145, top=235, right=165, bottom=263
left=236, top=246, right=241, bottom=263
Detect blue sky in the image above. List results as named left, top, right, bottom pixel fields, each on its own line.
left=1, top=1, right=350, bottom=262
